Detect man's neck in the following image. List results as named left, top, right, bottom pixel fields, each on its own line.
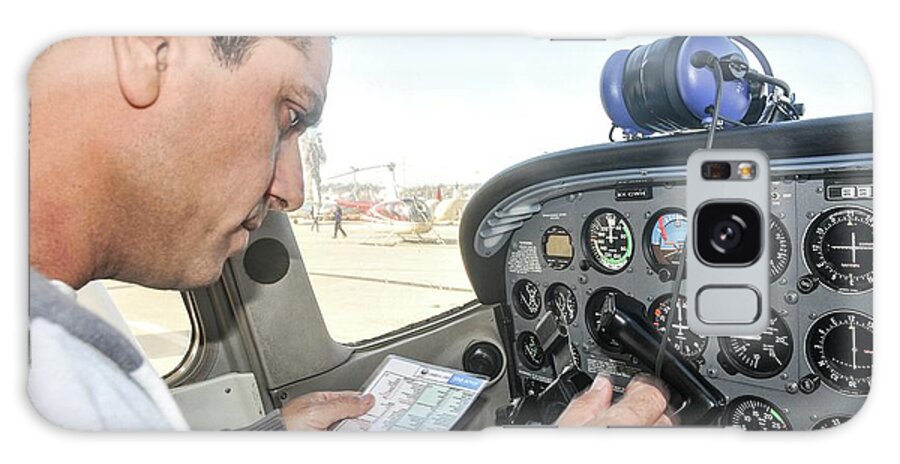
left=29, top=39, right=123, bottom=290
left=30, top=186, right=109, bottom=290
left=29, top=136, right=113, bottom=291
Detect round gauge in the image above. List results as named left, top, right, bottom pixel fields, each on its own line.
left=512, top=279, right=542, bottom=320
left=803, top=207, right=873, bottom=293
left=517, top=331, right=545, bottom=370
left=805, top=310, right=872, bottom=396
left=542, top=226, right=575, bottom=270
left=719, top=313, right=793, bottom=378
left=645, top=209, right=688, bottom=272
left=770, top=215, right=792, bottom=282
left=725, top=396, right=792, bottom=431
left=546, top=283, right=577, bottom=325
left=584, top=209, right=634, bottom=274
left=585, top=288, right=646, bottom=353
left=647, top=294, right=707, bottom=360
left=811, top=416, right=851, bottom=430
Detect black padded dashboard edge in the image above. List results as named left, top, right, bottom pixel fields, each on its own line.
left=459, top=113, right=873, bottom=305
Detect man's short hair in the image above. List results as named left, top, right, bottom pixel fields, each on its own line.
left=209, top=37, right=261, bottom=70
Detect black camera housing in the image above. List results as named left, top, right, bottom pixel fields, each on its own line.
left=694, top=202, right=762, bottom=265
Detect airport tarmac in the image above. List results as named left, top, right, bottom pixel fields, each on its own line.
left=105, top=220, right=477, bottom=375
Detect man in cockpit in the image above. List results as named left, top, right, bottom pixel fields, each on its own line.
left=28, top=36, right=671, bottom=430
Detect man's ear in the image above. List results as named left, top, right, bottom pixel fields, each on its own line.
left=111, top=37, right=169, bottom=108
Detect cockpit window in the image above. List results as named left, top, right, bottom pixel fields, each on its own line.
left=291, top=212, right=477, bottom=343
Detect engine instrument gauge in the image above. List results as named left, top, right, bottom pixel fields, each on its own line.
left=770, top=215, right=791, bottom=282
left=645, top=209, right=688, bottom=273
left=546, top=283, right=577, bottom=325
left=811, top=416, right=850, bottom=430
left=719, top=313, right=793, bottom=378
left=647, top=294, right=707, bottom=360
left=805, top=310, right=872, bottom=396
left=803, top=207, right=873, bottom=293
left=517, top=331, right=545, bottom=370
left=512, top=279, right=542, bottom=320
left=542, top=226, right=574, bottom=270
left=725, top=396, right=792, bottom=431
left=584, top=209, right=634, bottom=274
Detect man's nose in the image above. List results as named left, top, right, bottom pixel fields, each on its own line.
left=267, top=137, right=305, bottom=212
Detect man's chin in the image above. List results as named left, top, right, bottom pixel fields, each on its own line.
left=187, top=269, right=226, bottom=290
left=173, top=255, right=231, bottom=290
left=229, top=228, right=251, bottom=256
left=171, top=233, right=247, bottom=290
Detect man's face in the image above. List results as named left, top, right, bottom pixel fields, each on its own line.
left=114, top=37, right=332, bottom=289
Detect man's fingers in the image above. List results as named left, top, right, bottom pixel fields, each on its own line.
left=308, top=391, right=366, bottom=403
left=600, top=375, right=669, bottom=427
left=315, top=393, right=375, bottom=423
left=289, top=390, right=361, bottom=407
left=282, top=392, right=375, bottom=431
left=625, top=374, right=670, bottom=402
left=556, top=375, right=613, bottom=427
left=653, top=413, right=674, bottom=427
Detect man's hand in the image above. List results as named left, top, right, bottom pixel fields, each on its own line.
left=555, top=374, right=673, bottom=427
left=281, top=391, right=375, bottom=431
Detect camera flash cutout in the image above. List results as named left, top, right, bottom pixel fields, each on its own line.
left=737, top=162, right=757, bottom=180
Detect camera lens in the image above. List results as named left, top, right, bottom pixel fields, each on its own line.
left=711, top=217, right=744, bottom=251
left=695, top=202, right=761, bottom=265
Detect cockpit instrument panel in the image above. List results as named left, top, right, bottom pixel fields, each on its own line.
left=499, top=153, right=872, bottom=429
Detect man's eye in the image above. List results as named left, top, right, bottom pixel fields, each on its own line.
left=288, top=109, right=303, bottom=130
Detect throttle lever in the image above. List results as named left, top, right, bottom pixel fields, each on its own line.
left=596, top=293, right=726, bottom=425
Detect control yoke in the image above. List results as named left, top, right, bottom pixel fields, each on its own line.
left=595, top=292, right=726, bottom=425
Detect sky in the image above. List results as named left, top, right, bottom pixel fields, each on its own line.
left=313, top=36, right=872, bottom=187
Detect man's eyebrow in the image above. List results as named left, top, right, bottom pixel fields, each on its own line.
left=297, top=86, right=325, bottom=127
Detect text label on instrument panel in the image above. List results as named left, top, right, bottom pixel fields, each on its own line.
left=615, top=184, right=653, bottom=201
